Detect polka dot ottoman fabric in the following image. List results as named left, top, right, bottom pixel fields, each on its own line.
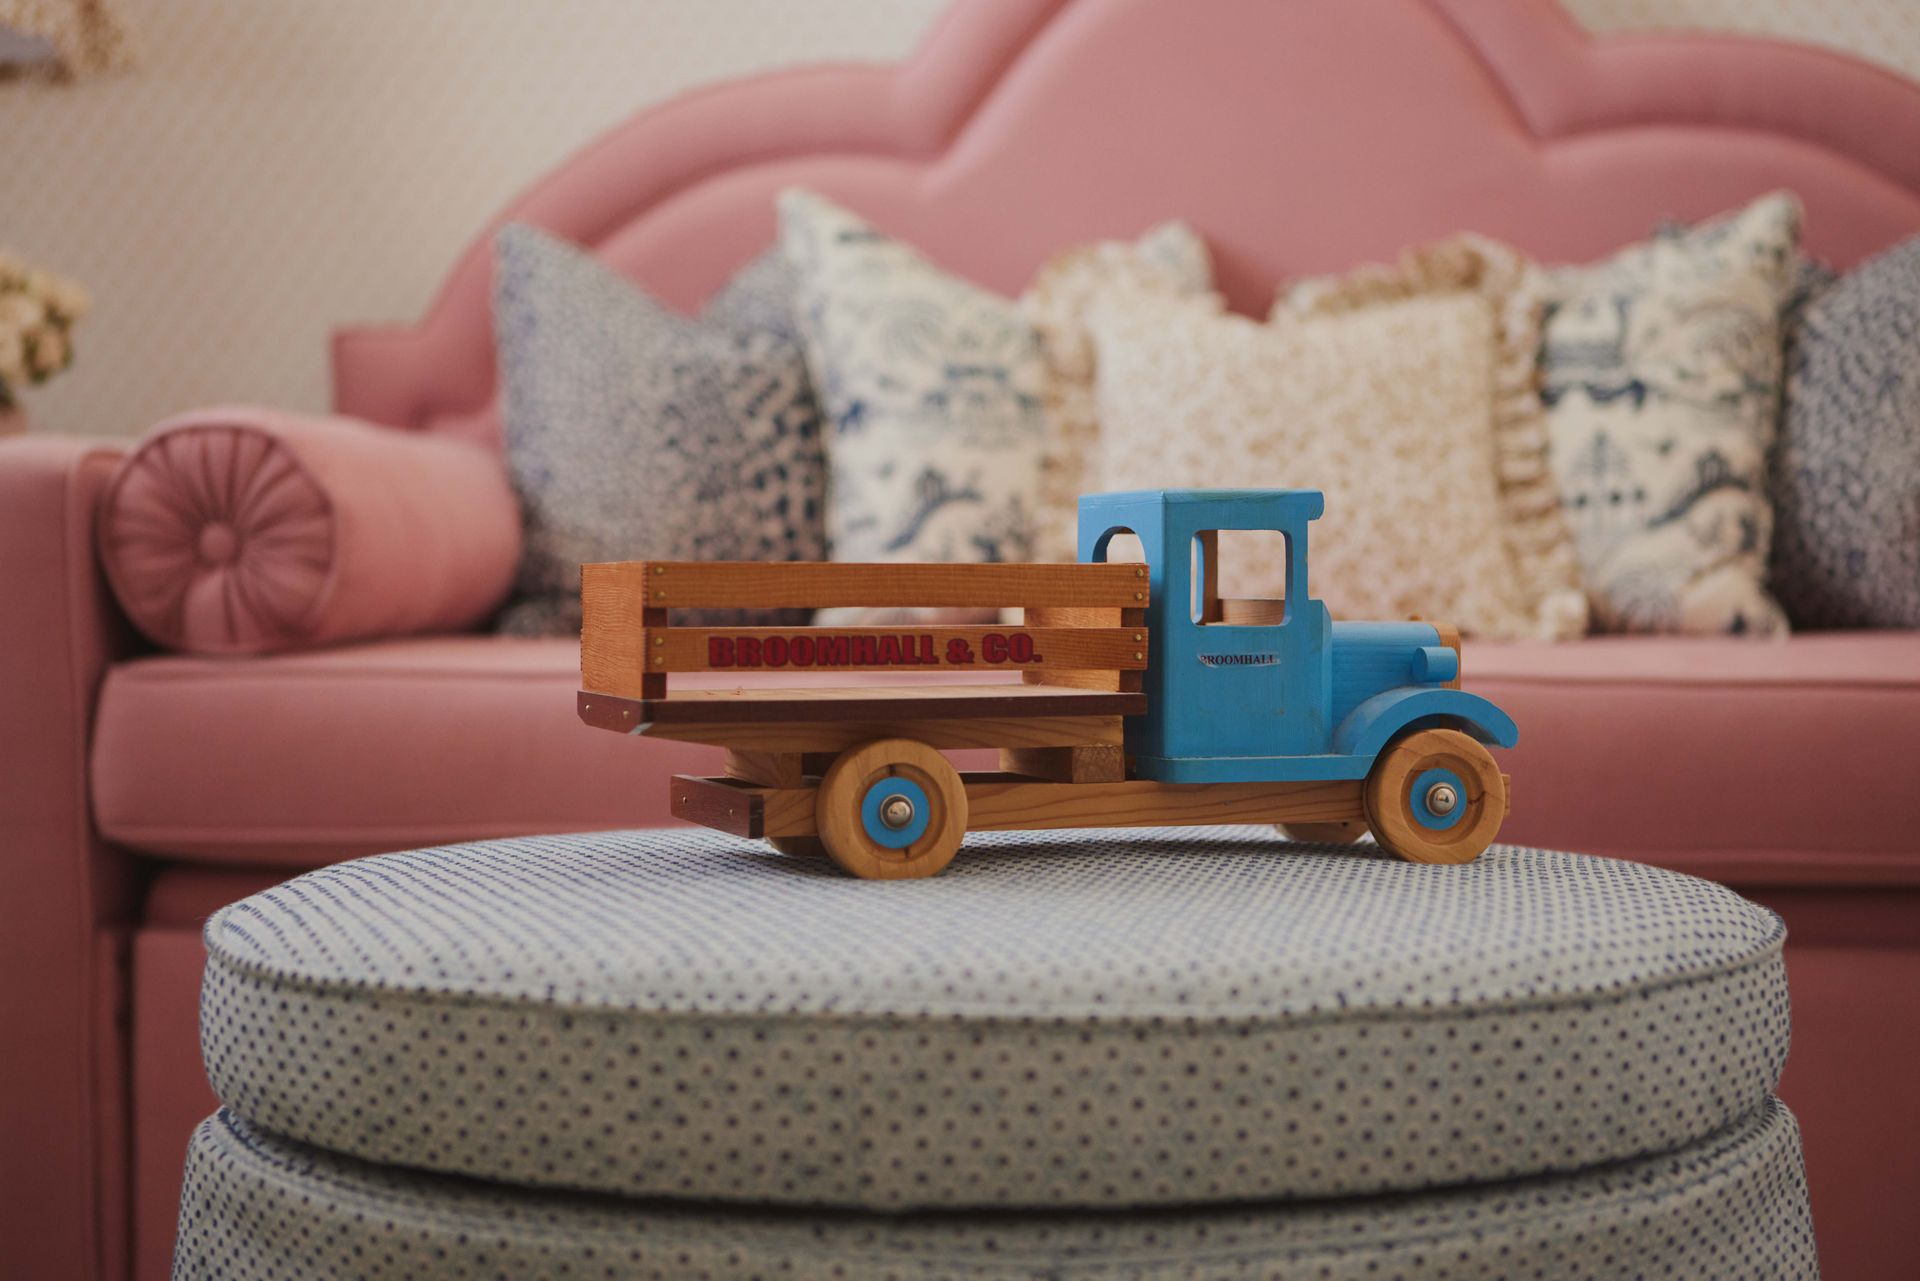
left=197, top=828, right=1791, bottom=1212
left=174, top=1100, right=1816, bottom=1280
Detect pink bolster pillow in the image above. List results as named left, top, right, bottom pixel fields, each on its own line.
left=99, top=408, right=522, bottom=655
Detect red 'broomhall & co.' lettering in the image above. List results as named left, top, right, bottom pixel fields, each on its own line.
left=706, top=632, right=1042, bottom=669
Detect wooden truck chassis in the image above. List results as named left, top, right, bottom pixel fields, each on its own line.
left=666, top=771, right=1371, bottom=839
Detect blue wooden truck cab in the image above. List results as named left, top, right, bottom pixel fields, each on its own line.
left=1078, top=489, right=1518, bottom=785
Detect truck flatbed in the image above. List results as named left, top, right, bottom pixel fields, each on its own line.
left=578, top=683, right=1145, bottom=729
left=578, top=681, right=1141, bottom=755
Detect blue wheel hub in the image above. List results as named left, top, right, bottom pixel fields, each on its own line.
left=1409, top=767, right=1468, bottom=831
left=860, top=775, right=932, bottom=849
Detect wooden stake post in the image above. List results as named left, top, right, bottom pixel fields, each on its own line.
left=577, top=558, right=1406, bottom=879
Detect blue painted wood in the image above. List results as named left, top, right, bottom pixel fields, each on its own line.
left=1410, top=766, right=1469, bottom=830
left=860, top=776, right=931, bottom=849
left=1330, top=688, right=1520, bottom=758
left=1412, top=645, right=1461, bottom=684
left=1330, top=621, right=1440, bottom=728
left=1077, top=489, right=1517, bottom=786
left=1131, top=752, right=1374, bottom=784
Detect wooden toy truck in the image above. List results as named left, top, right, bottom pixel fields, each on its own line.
left=579, top=489, right=1517, bottom=879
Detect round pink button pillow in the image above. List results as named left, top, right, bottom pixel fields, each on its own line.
left=99, top=408, right=522, bottom=655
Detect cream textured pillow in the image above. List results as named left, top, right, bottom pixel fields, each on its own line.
left=1541, top=193, right=1801, bottom=635
left=1091, top=237, right=1587, bottom=640
left=1023, top=223, right=1215, bottom=562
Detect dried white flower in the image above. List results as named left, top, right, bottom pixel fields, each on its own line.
left=0, top=292, right=45, bottom=332
left=0, top=331, right=26, bottom=385
left=0, top=250, right=88, bottom=397
left=30, top=329, right=69, bottom=377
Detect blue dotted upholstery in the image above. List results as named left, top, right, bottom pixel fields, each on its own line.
left=197, top=828, right=1791, bottom=1212
left=174, top=1101, right=1815, bottom=1279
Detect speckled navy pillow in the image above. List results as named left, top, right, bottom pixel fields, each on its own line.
left=1773, top=235, right=1920, bottom=628
left=492, top=224, right=826, bottom=633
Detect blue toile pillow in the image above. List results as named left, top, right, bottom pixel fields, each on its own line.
left=492, top=224, right=826, bottom=633
left=775, top=190, right=1213, bottom=624
left=1773, top=235, right=1920, bottom=628
left=1541, top=193, right=1802, bottom=636
left=777, top=190, right=1048, bottom=582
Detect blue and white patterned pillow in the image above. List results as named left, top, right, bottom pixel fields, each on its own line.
left=492, top=225, right=826, bottom=633
left=1541, top=193, right=1802, bottom=636
left=1773, top=235, right=1920, bottom=628
left=778, top=191, right=1047, bottom=583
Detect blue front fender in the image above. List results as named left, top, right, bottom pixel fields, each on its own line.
left=1332, top=688, right=1519, bottom=760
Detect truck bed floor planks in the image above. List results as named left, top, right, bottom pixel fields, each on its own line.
left=579, top=490, right=1516, bottom=879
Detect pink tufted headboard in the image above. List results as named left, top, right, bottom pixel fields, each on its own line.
left=332, top=0, right=1920, bottom=446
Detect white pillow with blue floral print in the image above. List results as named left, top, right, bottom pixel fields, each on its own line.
left=779, top=190, right=1045, bottom=587
left=1541, top=193, right=1802, bottom=636
left=492, top=224, right=827, bottom=634
left=778, top=190, right=1209, bottom=625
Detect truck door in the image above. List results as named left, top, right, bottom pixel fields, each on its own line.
left=1170, top=528, right=1326, bottom=762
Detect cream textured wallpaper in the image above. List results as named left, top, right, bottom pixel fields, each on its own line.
left=5, top=0, right=1917, bottom=438
left=2, top=0, right=946, bottom=436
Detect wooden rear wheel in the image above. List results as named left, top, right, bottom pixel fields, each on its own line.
left=766, top=836, right=829, bottom=859
left=1276, top=820, right=1370, bottom=845
left=1363, top=728, right=1505, bottom=865
left=816, top=738, right=968, bottom=880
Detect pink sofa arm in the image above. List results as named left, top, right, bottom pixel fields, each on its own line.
left=0, top=434, right=141, bottom=1280
left=97, top=408, right=522, bottom=655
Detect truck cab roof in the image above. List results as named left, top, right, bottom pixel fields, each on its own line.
left=1080, top=488, right=1326, bottom=529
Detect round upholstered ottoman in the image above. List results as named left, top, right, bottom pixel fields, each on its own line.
left=175, top=828, right=1817, bottom=1278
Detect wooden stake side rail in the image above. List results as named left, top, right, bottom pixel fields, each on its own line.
left=671, top=773, right=1369, bottom=840
left=585, top=560, right=1152, bottom=610
left=634, top=626, right=1148, bottom=675
left=581, top=560, right=1152, bottom=700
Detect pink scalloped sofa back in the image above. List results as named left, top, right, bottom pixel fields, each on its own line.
left=331, top=0, right=1920, bottom=451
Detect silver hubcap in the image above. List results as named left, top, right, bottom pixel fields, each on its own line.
left=1425, top=783, right=1459, bottom=817
left=879, top=795, right=917, bottom=829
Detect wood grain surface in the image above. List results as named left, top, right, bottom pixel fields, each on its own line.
left=586, top=560, right=1151, bottom=610
left=628, top=626, right=1147, bottom=674
left=999, top=745, right=1127, bottom=783
left=582, top=684, right=1146, bottom=725
left=641, top=714, right=1125, bottom=754
left=697, top=774, right=1370, bottom=839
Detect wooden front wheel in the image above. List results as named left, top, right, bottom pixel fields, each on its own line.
left=816, top=738, right=968, bottom=880
left=1276, top=821, right=1370, bottom=845
left=1363, top=728, right=1506, bottom=865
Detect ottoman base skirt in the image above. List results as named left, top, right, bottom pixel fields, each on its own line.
left=176, top=1102, right=1816, bottom=1280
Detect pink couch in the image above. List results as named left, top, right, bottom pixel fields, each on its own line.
left=5, top=2, right=1920, bottom=1278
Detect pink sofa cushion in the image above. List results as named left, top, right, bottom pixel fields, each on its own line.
left=97, top=409, right=521, bottom=655
left=89, top=636, right=1005, bottom=864
left=1475, top=632, right=1920, bottom=885
left=91, top=630, right=1920, bottom=881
